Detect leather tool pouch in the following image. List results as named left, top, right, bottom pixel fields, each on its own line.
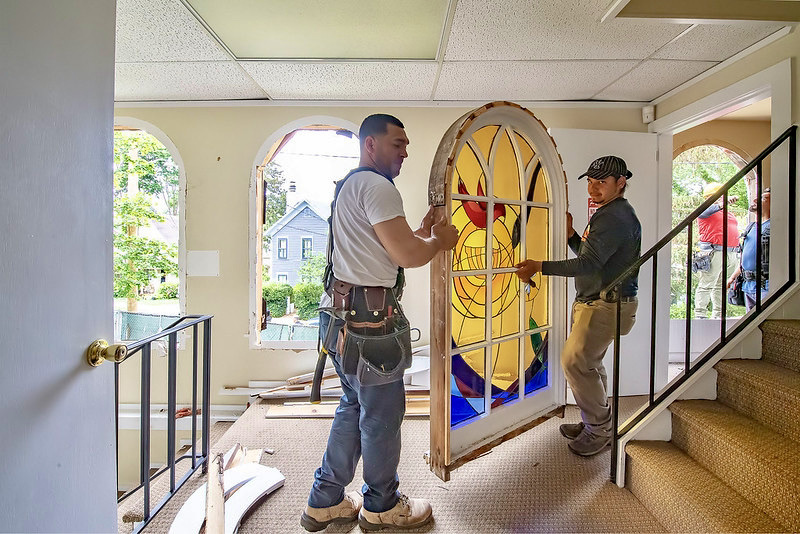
left=337, top=286, right=411, bottom=386
left=691, top=243, right=713, bottom=273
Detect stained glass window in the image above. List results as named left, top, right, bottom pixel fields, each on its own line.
left=449, top=122, right=551, bottom=428
left=428, top=102, right=567, bottom=480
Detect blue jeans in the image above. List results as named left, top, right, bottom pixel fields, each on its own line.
left=744, top=288, right=769, bottom=311
left=307, top=312, right=406, bottom=513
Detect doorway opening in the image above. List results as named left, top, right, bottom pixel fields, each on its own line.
left=666, top=96, right=772, bottom=376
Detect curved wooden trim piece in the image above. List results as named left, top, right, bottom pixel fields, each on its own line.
left=167, top=463, right=278, bottom=534
left=223, top=467, right=285, bottom=534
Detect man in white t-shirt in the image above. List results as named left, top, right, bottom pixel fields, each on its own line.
left=301, top=114, right=458, bottom=532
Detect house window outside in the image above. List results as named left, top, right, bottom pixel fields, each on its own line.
left=301, top=237, right=313, bottom=259
left=277, top=237, right=288, bottom=259
left=276, top=273, right=288, bottom=283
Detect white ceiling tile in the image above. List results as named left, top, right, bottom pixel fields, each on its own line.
left=652, top=23, right=787, bottom=61
left=115, top=62, right=269, bottom=101
left=594, top=60, right=717, bottom=101
left=434, top=61, right=640, bottom=101
left=116, top=0, right=229, bottom=62
left=445, top=0, right=690, bottom=60
left=240, top=62, right=439, bottom=100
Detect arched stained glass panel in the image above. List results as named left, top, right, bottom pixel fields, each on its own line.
left=428, top=102, right=568, bottom=481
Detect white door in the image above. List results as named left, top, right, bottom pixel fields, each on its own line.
left=0, top=2, right=118, bottom=531
left=549, top=128, right=669, bottom=396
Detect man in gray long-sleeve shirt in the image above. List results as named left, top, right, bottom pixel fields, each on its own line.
left=515, top=155, right=641, bottom=457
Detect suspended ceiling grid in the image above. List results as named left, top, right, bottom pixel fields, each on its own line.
left=114, top=0, right=796, bottom=103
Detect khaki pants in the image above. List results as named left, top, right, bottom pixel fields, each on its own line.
left=562, top=299, right=638, bottom=437
left=694, top=249, right=738, bottom=318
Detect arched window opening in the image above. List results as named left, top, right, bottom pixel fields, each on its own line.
left=257, top=127, right=359, bottom=346
left=113, top=126, right=181, bottom=341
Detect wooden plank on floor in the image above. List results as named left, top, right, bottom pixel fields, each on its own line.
left=265, top=398, right=430, bottom=418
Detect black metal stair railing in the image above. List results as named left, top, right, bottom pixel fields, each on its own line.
left=114, top=314, right=213, bottom=532
left=599, top=125, right=796, bottom=483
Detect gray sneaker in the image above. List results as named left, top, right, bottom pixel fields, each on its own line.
left=568, top=428, right=611, bottom=457
left=559, top=421, right=584, bottom=440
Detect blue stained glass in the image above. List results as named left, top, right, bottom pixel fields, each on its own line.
left=450, top=375, right=483, bottom=426
left=524, top=328, right=549, bottom=395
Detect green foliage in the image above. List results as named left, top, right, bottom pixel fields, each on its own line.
left=114, top=131, right=179, bottom=215
left=262, top=162, right=287, bottom=252
left=263, top=282, right=293, bottom=317
left=156, top=281, right=179, bottom=300
left=293, top=282, right=324, bottom=320
left=298, top=252, right=327, bottom=283
left=113, top=194, right=178, bottom=299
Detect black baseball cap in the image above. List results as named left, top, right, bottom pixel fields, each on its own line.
left=578, top=155, right=633, bottom=180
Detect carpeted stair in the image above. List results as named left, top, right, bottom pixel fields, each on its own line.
left=626, top=319, right=800, bottom=533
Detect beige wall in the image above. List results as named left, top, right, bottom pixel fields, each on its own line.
left=673, top=118, right=772, bottom=188
left=656, top=27, right=799, bottom=124
left=113, top=104, right=645, bottom=404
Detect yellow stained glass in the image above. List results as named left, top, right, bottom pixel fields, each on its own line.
left=491, top=271, right=519, bottom=338
left=452, top=275, right=486, bottom=348
left=451, top=203, right=486, bottom=272
left=492, top=129, right=520, bottom=201
left=514, top=131, right=534, bottom=170
left=490, top=340, right=519, bottom=407
left=491, top=204, right=518, bottom=269
left=471, top=125, right=500, bottom=164
left=525, top=208, right=549, bottom=329
left=528, top=160, right=549, bottom=203
left=452, top=130, right=492, bottom=197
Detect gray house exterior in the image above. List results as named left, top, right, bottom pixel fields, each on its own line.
left=265, top=200, right=328, bottom=285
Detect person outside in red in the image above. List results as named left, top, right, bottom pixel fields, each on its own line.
left=694, top=183, right=739, bottom=318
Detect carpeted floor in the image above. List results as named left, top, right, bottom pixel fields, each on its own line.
left=135, top=396, right=665, bottom=533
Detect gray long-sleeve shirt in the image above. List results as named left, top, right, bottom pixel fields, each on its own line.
left=541, top=197, right=641, bottom=302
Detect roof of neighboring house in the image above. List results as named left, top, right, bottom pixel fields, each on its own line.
left=265, top=200, right=327, bottom=237
left=139, top=216, right=179, bottom=243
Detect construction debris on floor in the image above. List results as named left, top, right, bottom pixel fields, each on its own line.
left=255, top=347, right=431, bottom=418
left=168, top=443, right=284, bottom=534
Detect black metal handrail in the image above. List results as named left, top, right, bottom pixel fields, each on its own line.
left=601, top=125, right=796, bottom=483
left=115, top=314, right=213, bottom=533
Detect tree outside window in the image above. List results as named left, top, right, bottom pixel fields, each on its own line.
left=113, top=130, right=179, bottom=314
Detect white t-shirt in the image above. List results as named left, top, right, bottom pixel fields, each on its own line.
left=331, top=169, right=406, bottom=287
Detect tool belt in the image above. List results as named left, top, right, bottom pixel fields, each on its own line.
left=691, top=245, right=713, bottom=273
left=319, top=278, right=411, bottom=386
left=742, top=269, right=768, bottom=288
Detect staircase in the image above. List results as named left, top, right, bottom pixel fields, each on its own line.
left=625, top=319, right=800, bottom=533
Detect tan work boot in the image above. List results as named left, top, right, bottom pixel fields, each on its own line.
left=300, top=491, right=362, bottom=532
left=358, top=494, right=433, bottom=531
left=559, top=421, right=584, bottom=440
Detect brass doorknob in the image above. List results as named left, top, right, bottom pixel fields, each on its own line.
left=86, top=339, right=128, bottom=367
